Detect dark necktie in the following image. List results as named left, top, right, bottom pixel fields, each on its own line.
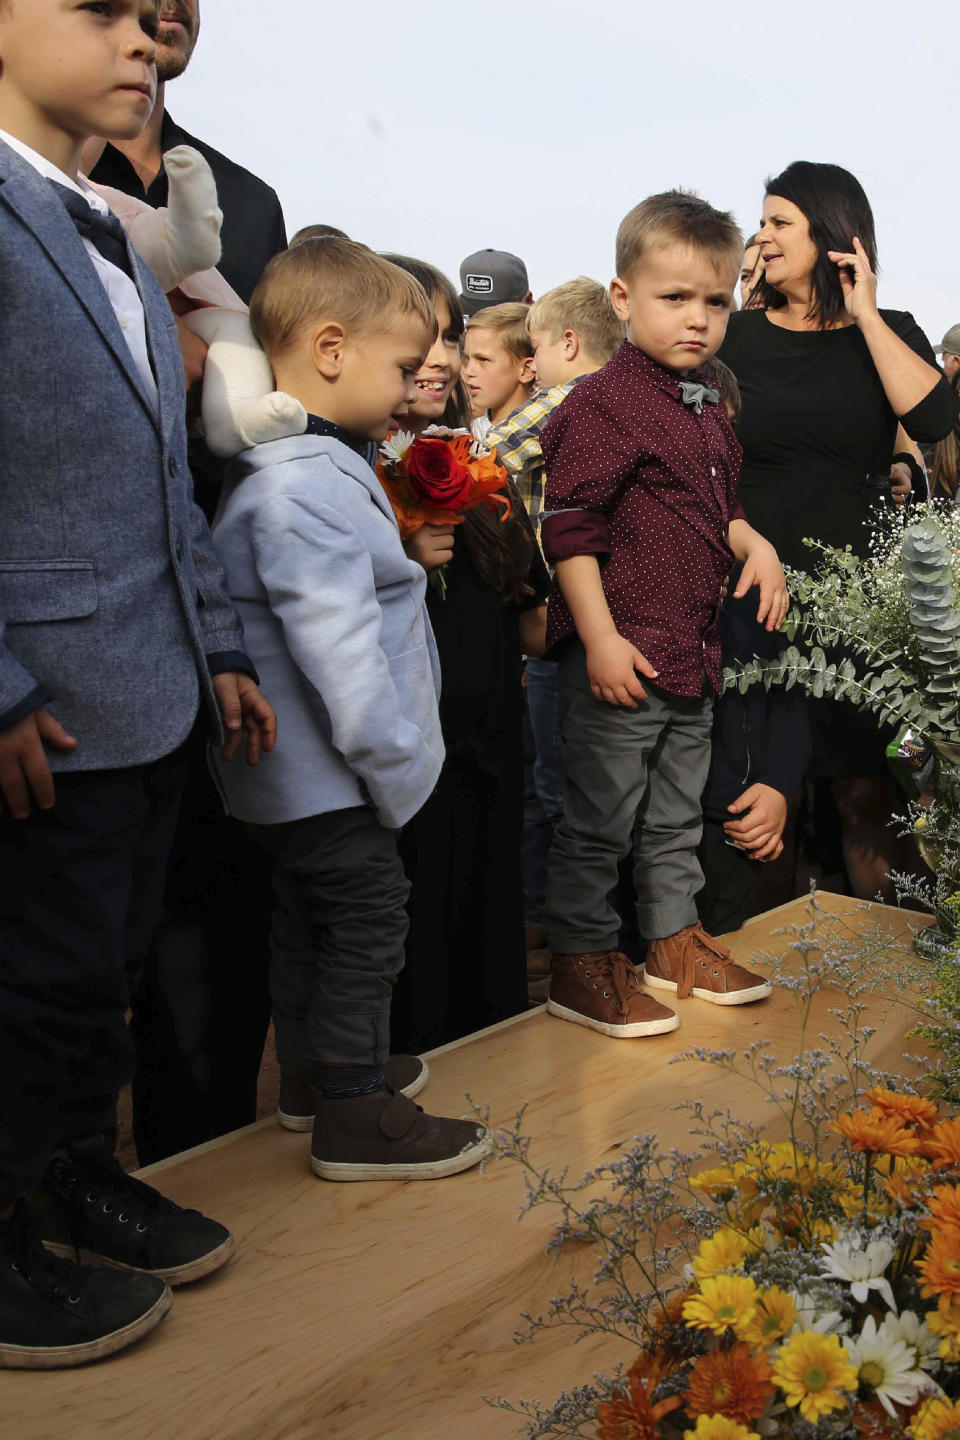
left=49, top=180, right=135, bottom=282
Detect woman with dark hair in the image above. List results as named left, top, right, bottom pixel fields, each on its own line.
left=928, top=371, right=960, bottom=502
left=720, top=160, right=957, bottom=902
left=379, top=254, right=550, bottom=1050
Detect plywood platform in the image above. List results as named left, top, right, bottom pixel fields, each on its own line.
left=8, top=895, right=932, bottom=1440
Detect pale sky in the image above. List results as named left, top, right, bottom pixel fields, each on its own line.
left=173, top=0, right=956, bottom=345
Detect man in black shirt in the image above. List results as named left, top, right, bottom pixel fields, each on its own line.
left=89, top=1, right=286, bottom=304
left=88, top=0, right=285, bottom=1166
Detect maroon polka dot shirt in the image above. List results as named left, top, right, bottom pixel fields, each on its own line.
left=541, top=340, right=744, bottom=698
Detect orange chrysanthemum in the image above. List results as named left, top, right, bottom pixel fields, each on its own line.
left=834, top=1110, right=922, bottom=1158
left=917, top=1227, right=960, bottom=1304
left=925, top=1117, right=960, bottom=1171
left=882, top=1156, right=932, bottom=1209
left=684, top=1343, right=774, bottom=1426
left=596, top=1354, right=683, bottom=1440
left=864, top=1088, right=939, bottom=1131
left=922, top=1184, right=960, bottom=1234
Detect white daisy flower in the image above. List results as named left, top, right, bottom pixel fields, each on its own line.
left=845, top=1314, right=930, bottom=1416
left=881, top=1309, right=941, bottom=1372
left=820, top=1232, right=897, bottom=1309
left=379, top=430, right=415, bottom=463
left=787, top=1288, right=846, bottom=1336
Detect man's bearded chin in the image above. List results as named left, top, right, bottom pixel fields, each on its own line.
left=155, top=11, right=200, bottom=83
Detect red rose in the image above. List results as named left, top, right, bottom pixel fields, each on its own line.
left=406, top=438, right=474, bottom=509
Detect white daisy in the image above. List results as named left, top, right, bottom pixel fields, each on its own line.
left=881, top=1309, right=941, bottom=1372
left=787, top=1287, right=846, bottom=1336
left=845, top=1314, right=929, bottom=1416
left=379, top=430, right=415, bottom=463
left=820, top=1232, right=897, bottom=1309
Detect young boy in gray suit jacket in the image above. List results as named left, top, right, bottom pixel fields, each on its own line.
left=211, top=240, right=491, bottom=1183
left=0, top=0, right=275, bottom=1368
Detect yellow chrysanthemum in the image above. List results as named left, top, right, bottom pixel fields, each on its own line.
left=682, top=1274, right=760, bottom=1336
left=771, top=1330, right=857, bottom=1424
left=683, top=1416, right=761, bottom=1440
left=926, top=1299, right=960, bottom=1362
left=691, top=1227, right=754, bottom=1280
left=739, top=1284, right=798, bottom=1347
left=741, top=1140, right=819, bottom=1191
left=907, top=1394, right=960, bottom=1439
left=690, top=1167, right=740, bottom=1201
left=882, top=1155, right=932, bottom=1208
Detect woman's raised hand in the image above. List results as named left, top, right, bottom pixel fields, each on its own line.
left=827, top=235, right=879, bottom=325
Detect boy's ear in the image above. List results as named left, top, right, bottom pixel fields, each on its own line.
left=609, top=277, right=631, bottom=323
left=519, top=354, right=536, bottom=386
left=564, top=330, right=581, bottom=361
left=312, top=321, right=347, bottom=377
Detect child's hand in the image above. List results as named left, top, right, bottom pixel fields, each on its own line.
left=0, top=707, right=77, bottom=819
left=724, top=782, right=788, bottom=860
left=213, top=672, right=277, bottom=765
left=734, top=537, right=789, bottom=632
left=404, top=524, right=455, bottom=572
left=586, top=633, right=658, bottom=708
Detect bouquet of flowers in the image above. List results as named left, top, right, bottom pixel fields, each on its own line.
left=376, top=425, right=511, bottom=539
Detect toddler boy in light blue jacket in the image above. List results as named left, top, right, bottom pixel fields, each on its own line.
left=211, top=239, right=490, bottom=1182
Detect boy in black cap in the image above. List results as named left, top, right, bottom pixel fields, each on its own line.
left=458, top=247, right=532, bottom=316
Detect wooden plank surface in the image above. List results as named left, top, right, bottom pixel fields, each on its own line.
left=7, top=894, right=932, bottom=1440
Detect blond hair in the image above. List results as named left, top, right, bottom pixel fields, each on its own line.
left=615, top=190, right=743, bottom=282
left=249, top=238, right=435, bottom=360
left=466, top=302, right=534, bottom=362
left=527, top=277, right=622, bottom=365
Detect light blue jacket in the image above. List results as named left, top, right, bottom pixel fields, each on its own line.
left=210, top=435, right=444, bottom=830
left=0, top=138, right=246, bottom=768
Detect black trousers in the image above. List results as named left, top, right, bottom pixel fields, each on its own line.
left=0, top=748, right=187, bottom=1208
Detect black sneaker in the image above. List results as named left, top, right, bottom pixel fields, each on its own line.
left=33, top=1147, right=235, bottom=1287
left=310, top=1089, right=492, bottom=1182
left=0, top=1199, right=171, bottom=1369
left=277, top=1054, right=430, bottom=1132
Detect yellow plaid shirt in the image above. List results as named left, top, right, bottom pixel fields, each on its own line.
left=486, top=381, right=576, bottom=546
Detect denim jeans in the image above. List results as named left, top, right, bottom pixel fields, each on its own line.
left=522, top=657, right=564, bottom=927
left=544, top=642, right=713, bottom=953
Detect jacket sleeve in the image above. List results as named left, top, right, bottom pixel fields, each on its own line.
left=250, top=491, right=436, bottom=830
left=754, top=685, right=812, bottom=800
left=0, top=642, right=49, bottom=732
left=183, top=493, right=252, bottom=671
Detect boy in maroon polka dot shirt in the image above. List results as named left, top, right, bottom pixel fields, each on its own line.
left=539, top=191, right=788, bottom=1039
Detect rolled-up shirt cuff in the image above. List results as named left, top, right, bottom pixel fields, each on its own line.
left=541, top=509, right=610, bottom=563
left=0, top=683, right=51, bottom=734
left=729, top=499, right=747, bottom=523
left=206, top=651, right=260, bottom=685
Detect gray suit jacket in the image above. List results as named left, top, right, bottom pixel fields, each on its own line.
left=210, top=435, right=444, bottom=831
left=0, top=138, right=246, bottom=770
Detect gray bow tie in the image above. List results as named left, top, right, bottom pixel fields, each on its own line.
left=678, top=380, right=720, bottom=415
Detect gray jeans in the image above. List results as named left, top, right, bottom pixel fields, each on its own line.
left=250, top=807, right=409, bottom=1071
left=544, top=642, right=713, bottom=952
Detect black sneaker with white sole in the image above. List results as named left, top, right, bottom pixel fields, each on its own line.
left=32, top=1146, right=235, bottom=1287
left=310, top=1088, right=492, bottom=1182
left=277, top=1054, right=430, bottom=1132
left=0, top=1199, right=171, bottom=1370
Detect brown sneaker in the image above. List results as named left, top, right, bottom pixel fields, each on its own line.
left=277, top=1055, right=429, bottom=1131
left=547, top=951, right=679, bottom=1038
left=642, top=924, right=772, bottom=1006
left=310, top=1090, right=491, bottom=1182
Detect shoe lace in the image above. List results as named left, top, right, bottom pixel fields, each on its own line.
left=50, top=1152, right=184, bottom=1239
left=673, top=925, right=733, bottom=999
left=588, top=951, right=641, bottom=1019
left=0, top=1199, right=87, bottom=1305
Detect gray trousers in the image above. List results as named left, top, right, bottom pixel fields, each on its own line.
left=544, top=642, right=713, bottom=953
left=251, top=806, right=409, bottom=1072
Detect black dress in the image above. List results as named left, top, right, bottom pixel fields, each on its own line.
left=719, top=308, right=957, bottom=774
left=390, top=531, right=550, bottom=1052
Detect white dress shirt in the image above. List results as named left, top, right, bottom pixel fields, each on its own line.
left=0, top=128, right=159, bottom=414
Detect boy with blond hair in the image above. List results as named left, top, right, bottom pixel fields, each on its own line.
left=0, top=0, right=275, bottom=1368
left=541, top=191, right=789, bottom=1039
left=462, top=301, right=536, bottom=435
left=486, top=278, right=622, bottom=990
left=211, top=239, right=491, bottom=1183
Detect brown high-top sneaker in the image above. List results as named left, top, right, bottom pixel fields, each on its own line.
left=642, top=923, right=772, bottom=1005
left=547, top=951, right=679, bottom=1038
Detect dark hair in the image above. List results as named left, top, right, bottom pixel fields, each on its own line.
left=752, top=161, right=878, bottom=329
left=702, top=356, right=742, bottom=427
left=929, top=370, right=960, bottom=501
left=383, top=252, right=533, bottom=604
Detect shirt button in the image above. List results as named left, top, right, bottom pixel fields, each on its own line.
left=118, top=314, right=129, bottom=330
left=711, top=466, right=717, bottom=476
